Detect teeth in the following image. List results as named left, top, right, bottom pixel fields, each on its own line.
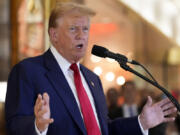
left=77, top=44, right=83, bottom=48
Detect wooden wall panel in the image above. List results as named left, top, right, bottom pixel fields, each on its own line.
left=10, top=0, right=22, bottom=66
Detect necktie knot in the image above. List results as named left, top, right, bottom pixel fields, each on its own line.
left=70, top=63, right=79, bottom=73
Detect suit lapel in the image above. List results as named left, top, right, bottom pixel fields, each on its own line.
left=80, top=65, right=108, bottom=135
left=43, top=50, right=87, bottom=135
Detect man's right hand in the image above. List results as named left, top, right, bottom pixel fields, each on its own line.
left=34, top=93, right=54, bottom=132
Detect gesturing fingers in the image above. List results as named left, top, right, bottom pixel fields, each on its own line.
left=36, top=94, right=42, bottom=105
left=43, top=93, right=50, bottom=106
left=156, top=98, right=171, bottom=107
left=163, top=117, right=176, bottom=123
left=35, top=93, right=50, bottom=111
left=161, top=101, right=177, bottom=123
left=34, top=93, right=50, bottom=117
left=163, top=107, right=177, bottom=116
left=157, top=98, right=177, bottom=116
left=161, top=102, right=175, bottom=111
left=34, top=93, right=53, bottom=132
left=34, top=94, right=43, bottom=115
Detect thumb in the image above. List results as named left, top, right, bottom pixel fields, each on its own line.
left=144, top=96, right=152, bottom=107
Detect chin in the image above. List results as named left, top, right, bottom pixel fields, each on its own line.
left=74, top=54, right=84, bottom=62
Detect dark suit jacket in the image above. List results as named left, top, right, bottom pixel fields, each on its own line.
left=5, top=49, right=143, bottom=135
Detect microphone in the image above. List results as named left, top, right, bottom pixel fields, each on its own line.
left=91, top=45, right=139, bottom=65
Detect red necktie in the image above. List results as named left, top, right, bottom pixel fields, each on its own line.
left=70, top=63, right=101, bottom=135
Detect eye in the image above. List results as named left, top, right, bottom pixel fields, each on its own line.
left=69, top=26, right=76, bottom=32
left=83, top=27, right=89, bottom=32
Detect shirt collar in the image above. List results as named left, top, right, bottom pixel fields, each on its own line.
left=50, top=45, right=80, bottom=72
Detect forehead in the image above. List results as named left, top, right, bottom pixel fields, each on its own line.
left=57, top=13, right=90, bottom=27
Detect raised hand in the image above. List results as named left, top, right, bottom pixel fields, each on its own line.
left=139, top=96, right=177, bottom=130
left=34, top=93, right=54, bottom=132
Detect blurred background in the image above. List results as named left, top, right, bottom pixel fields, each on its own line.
left=1, top=0, right=180, bottom=134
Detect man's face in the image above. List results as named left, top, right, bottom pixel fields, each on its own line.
left=51, top=13, right=90, bottom=63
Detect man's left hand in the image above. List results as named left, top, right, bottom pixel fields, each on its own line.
left=139, top=96, right=177, bottom=130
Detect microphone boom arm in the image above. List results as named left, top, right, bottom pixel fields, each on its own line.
left=118, top=61, right=180, bottom=112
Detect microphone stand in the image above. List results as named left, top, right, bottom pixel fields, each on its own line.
left=118, top=61, right=180, bottom=112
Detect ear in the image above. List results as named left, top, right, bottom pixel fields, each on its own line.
left=49, top=28, right=58, bottom=43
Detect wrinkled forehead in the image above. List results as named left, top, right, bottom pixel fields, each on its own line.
left=56, top=11, right=90, bottom=27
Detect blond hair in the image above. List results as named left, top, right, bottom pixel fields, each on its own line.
left=48, top=2, right=96, bottom=33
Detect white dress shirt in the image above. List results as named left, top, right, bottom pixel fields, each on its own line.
left=35, top=45, right=148, bottom=135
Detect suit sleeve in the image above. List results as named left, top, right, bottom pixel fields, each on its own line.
left=5, top=63, right=37, bottom=135
left=108, top=116, right=143, bottom=135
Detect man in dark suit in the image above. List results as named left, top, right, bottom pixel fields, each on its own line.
left=5, top=2, right=177, bottom=135
left=107, top=81, right=139, bottom=120
left=119, top=81, right=139, bottom=118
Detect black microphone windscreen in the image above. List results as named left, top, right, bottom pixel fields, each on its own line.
left=91, top=45, right=108, bottom=58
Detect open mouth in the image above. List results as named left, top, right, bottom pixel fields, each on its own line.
left=76, top=44, right=83, bottom=49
